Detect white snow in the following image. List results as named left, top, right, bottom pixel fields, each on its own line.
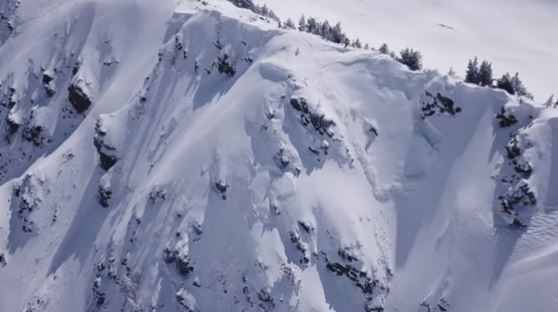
left=0, top=0, right=557, bottom=311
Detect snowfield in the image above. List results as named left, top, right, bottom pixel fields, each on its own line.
left=255, top=0, right=558, bottom=101
left=0, top=0, right=557, bottom=311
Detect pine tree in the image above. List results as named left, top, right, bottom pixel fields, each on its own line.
left=306, top=17, right=319, bottom=34
left=284, top=18, right=296, bottom=29
left=511, top=73, right=531, bottom=98
left=364, top=43, right=370, bottom=50
left=331, top=22, right=345, bottom=44
left=448, top=67, right=456, bottom=77
left=320, top=20, right=332, bottom=41
left=352, top=38, right=362, bottom=49
left=298, top=15, right=307, bottom=32
left=379, top=43, right=389, bottom=55
left=478, top=60, right=493, bottom=86
left=465, top=57, right=480, bottom=84
left=496, top=73, right=515, bottom=95
left=259, top=4, right=269, bottom=16
left=397, top=48, right=423, bottom=71
left=284, top=18, right=295, bottom=29
left=266, top=7, right=279, bottom=22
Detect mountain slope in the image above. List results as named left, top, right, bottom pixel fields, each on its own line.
left=0, top=1, right=557, bottom=311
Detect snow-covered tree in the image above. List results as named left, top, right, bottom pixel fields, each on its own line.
left=379, top=43, right=390, bottom=55
left=331, top=22, right=346, bottom=44
left=448, top=67, right=456, bottom=77
left=320, top=20, right=332, bottom=41
left=352, top=38, right=362, bottom=49
left=478, top=60, right=493, bottom=86
left=284, top=18, right=296, bottom=29
left=398, top=48, right=423, bottom=71
left=298, top=15, right=307, bottom=32
left=258, top=4, right=269, bottom=16
left=496, top=72, right=531, bottom=98
left=306, top=17, right=319, bottom=34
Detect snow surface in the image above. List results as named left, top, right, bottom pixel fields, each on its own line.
left=0, top=0, right=557, bottom=311
left=255, top=0, right=558, bottom=101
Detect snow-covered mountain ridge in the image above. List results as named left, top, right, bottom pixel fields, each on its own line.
left=1, top=1, right=557, bottom=311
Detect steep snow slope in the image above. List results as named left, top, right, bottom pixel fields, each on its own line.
left=255, top=0, right=558, bottom=100
left=1, top=0, right=558, bottom=311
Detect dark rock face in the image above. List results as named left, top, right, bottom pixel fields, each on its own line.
left=98, top=186, right=112, bottom=208
left=93, top=121, right=118, bottom=171
left=256, top=289, right=275, bottom=311
left=163, top=247, right=194, bottom=277
left=505, top=137, right=521, bottom=160
left=43, top=74, right=56, bottom=97
left=0, top=253, right=6, bottom=267
left=319, top=246, right=389, bottom=312
left=149, top=187, right=167, bottom=204
left=41, top=73, right=53, bottom=84
left=216, top=54, right=236, bottom=76
left=12, top=174, right=41, bottom=233
left=297, top=220, right=313, bottom=234
left=290, top=97, right=308, bottom=113
left=496, top=107, right=518, bottom=128
left=290, top=97, right=336, bottom=137
left=6, top=116, right=19, bottom=134
left=420, top=298, right=450, bottom=312
left=421, top=91, right=462, bottom=118
left=325, top=261, right=376, bottom=295
left=214, top=180, right=229, bottom=200
left=498, top=131, right=538, bottom=227
left=21, top=125, right=47, bottom=146
left=499, top=181, right=537, bottom=227
left=97, top=151, right=117, bottom=171
left=68, top=84, right=92, bottom=113
left=289, top=231, right=310, bottom=264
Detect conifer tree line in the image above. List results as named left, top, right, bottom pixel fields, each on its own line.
left=228, top=0, right=280, bottom=22
left=227, top=0, right=543, bottom=99
left=226, top=0, right=424, bottom=71
left=282, top=15, right=361, bottom=49
left=465, top=57, right=533, bottom=99
left=376, top=43, right=422, bottom=71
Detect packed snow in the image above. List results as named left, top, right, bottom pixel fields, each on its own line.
left=0, top=0, right=557, bottom=311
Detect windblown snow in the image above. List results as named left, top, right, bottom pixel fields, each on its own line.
left=0, top=0, right=557, bottom=312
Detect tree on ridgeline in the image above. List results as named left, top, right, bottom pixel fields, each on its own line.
left=478, top=60, right=493, bottom=86
left=465, top=57, right=480, bottom=84
left=397, top=48, right=423, bottom=71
